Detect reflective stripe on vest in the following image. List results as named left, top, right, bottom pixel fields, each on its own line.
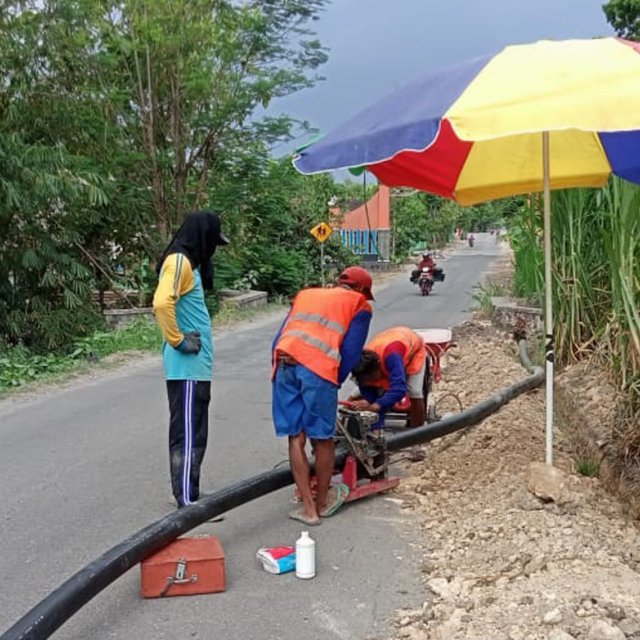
left=288, top=313, right=346, bottom=335
left=282, top=329, right=341, bottom=360
left=275, top=287, right=371, bottom=384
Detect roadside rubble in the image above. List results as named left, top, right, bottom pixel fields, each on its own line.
left=387, top=321, right=640, bottom=640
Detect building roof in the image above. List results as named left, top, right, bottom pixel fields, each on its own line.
left=331, top=185, right=390, bottom=231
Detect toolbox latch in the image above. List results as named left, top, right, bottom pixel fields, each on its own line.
left=160, top=558, right=198, bottom=596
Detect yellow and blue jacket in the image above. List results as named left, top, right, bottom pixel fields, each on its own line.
left=153, top=253, right=213, bottom=381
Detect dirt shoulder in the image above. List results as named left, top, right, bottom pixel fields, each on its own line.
left=387, top=320, right=640, bottom=640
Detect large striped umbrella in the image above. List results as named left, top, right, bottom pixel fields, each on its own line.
left=294, top=37, right=640, bottom=465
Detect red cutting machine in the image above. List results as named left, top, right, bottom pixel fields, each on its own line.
left=296, top=328, right=454, bottom=505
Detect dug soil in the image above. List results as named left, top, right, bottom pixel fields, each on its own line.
left=386, top=320, right=640, bottom=640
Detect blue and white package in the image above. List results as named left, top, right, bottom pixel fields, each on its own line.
left=256, top=546, right=296, bottom=574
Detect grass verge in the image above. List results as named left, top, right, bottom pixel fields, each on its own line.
left=0, top=302, right=285, bottom=394
left=472, top=281, right=511, bottom=317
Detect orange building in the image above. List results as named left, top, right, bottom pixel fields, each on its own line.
left=330, top=185, right=391, bottom=260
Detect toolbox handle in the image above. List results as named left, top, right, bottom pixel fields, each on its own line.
left=159, top=558, right=199, bottom=597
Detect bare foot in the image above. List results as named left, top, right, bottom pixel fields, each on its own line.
left=289, top=508, right=321, bottom=526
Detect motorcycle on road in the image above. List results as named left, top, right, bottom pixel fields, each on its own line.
left=418, top=266, right=434, bottom=296
left=410, top=259, right=445, bottom=296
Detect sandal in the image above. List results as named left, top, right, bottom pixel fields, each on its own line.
left=319, top=483, right=350, bottom=518
left=289, top=509, right=321, bottom=526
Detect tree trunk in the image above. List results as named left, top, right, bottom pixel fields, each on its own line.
left=133, top=37, right=167, bottom=238
left=171, top=62, right=187, bottom=226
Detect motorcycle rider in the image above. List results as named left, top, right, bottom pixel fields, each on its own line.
left=418, top=252, right=436, bottom=271
left=411, top=252, right=436, bottom=283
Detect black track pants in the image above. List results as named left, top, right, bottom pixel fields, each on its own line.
left=166, top=380, right=211, bottom=507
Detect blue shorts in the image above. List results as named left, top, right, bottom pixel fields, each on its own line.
left=272, top=364, right=338, bottom=440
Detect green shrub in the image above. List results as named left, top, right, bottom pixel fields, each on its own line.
left=0, top=347, right=77, bottom=389
left=576, top=458, right=600, bottom=477
left=255, top=248, right=309, bottom=296
left=0, top=319, right=161, bottom=391
left=508, top=178, right=640, bottom=463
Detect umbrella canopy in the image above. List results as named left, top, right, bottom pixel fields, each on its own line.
left=294, top=37, right=640, bottom=205
left=294, top=37, right=640, bottom=466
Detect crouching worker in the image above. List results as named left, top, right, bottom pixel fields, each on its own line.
left=350, top=326, right=427, bottom=461
left=272, top=267, right=374, bottom=526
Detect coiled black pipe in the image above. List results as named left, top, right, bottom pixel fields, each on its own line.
left=2, top=364, right=543, bottom=640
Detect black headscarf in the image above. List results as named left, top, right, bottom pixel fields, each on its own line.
left=156, top=211, right=229, bottom=291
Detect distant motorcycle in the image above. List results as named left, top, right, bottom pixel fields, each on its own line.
left=468, top=234, right=475, bottom=248
left=410, top=260, right=445, bottom=295
left=418, top=266, right=434, bottom=296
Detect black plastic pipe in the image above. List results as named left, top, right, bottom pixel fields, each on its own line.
left=1, top=365, right=543, bottom=640
left=517, top=338, right=539, bottom=375
left=1, top=466, right=295, bottom=640
left=386, top=361, right=544, bottom=451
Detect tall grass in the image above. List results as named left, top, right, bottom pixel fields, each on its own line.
left=551, top=188, right=612, bottom=363
left=509, top=195, right=544, bottom=301
left=510, top=177, right=640, bottom=461
left=601, top=179, right=640, bottom=395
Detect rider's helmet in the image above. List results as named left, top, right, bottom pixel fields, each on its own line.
left=422, top=252, right=431, bottom=259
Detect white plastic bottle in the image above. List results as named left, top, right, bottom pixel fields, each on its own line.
left=295, top=531, right=316, bottom=579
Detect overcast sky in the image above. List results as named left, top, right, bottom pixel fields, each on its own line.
left=271, top=0, right=615, bottom=153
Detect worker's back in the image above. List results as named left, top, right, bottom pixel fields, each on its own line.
left=275, top=287, right=371, bottom=384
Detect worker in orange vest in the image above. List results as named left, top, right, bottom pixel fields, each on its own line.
left=272, top=266, right=374, bottom=526
left=350, top=326, right=427, bottom=459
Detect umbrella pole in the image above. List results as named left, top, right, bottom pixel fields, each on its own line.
left=542, top=131, right=554, bottom=465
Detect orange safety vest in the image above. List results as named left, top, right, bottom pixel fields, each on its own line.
left=275, top=287, right=372, bottom=384
left=365, top=326, right=426, bottom=389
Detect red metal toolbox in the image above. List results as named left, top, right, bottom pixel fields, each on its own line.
left=140, top=536, right=225, bottom=598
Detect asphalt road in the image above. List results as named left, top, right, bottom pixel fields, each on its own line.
left=0, top=233, right=502, bottom=640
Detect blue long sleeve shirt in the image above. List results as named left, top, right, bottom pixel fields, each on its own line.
left=358, top=344, right=409, bottom=410
left=337, top=310, right=371, bottom=384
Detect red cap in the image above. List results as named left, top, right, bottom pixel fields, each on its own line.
left=338, top=266, right=374, bottom=300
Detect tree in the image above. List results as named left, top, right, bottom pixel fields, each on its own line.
left=209, top=150, right=354, bottom=296
left=389, top=190, right=512, bottom=260
left=391, top=191, right=445, bottom=258
left=0, top=134, right=108, bottom=350
left=1, top=0, right=328, bottom=237
left=603, top=0, right=640, bottom=40
left=96, top=0, right=329, bottom=236
left=0, top=0, right=330, bottom=349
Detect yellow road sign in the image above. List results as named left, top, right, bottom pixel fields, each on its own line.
left=310, top=222, right=333, bottom=243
